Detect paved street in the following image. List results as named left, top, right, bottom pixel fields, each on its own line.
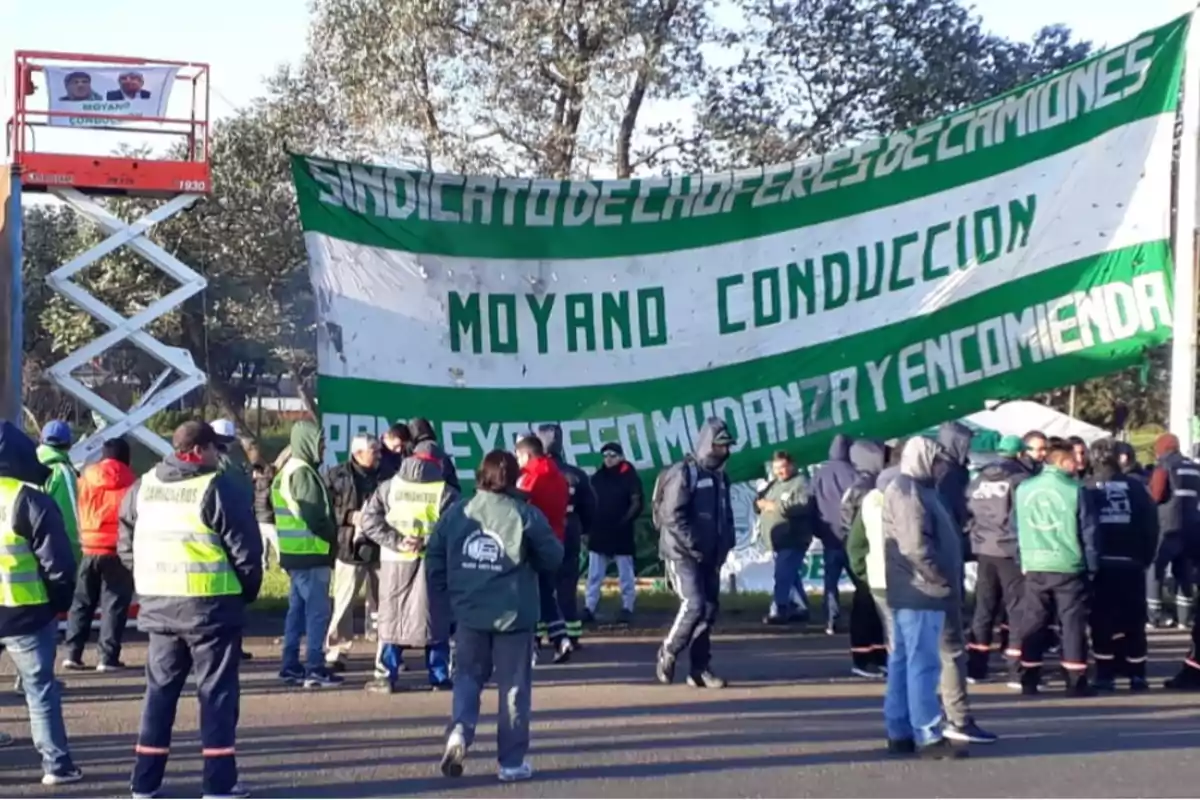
left=1, top=622, right=1199, bottom=798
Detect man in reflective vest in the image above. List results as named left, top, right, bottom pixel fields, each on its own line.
left=118, top=421, right=263, bottom=799
left=361, top=450, right=459, bottom=693
left=0, top=419, right=81, bottom=786
left=1147, top=433, right=1200, bottom=629
left=273, top=421, right=340, bottom=688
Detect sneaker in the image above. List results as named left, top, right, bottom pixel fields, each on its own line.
left=763, top=614, right=789, bottom=626
left=943, top=721, right=998, bottom=745
left=202, top=783, right=250, bottom=799
left=278, top=666, right=305, bottom=685
left=325, top=659, right=347, bottom=674
left=552, top=639, right=573, bottom=664
left=497, top=761, right=533, bottom=783
left=825, top=625, right=836, bottom=636
left=617, top=609, right=634, bottom=625
left=886, top=738, right=916, bottom=756
left=686, top=670, right=727, bottom=689
left=364, top=679, right=395, bottom=695
left=441, top=731, right=467, bottom=778
left=580, top=608, right=595, bottom=624
left=131, top=789, right=160, bottom=799
left=850, top=666, right=886, bottom=680
left=61, top=658, right=87, bottom=671
left=96, top=660, right=127, bottom=673
left=42, top=767, right=84, bottom=786
left=303, top=670, right=344, bottom=689
left=1130, top=676, right=1151, bottom=692
left=918, top=739, right=968, bottom=760
left=655, top=647, right=676, bottom=685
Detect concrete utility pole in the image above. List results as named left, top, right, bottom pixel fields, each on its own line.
left=0, top=166, right=20, bottom=425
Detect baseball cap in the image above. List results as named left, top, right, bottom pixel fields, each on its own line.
left=40, top=420, right=72, bottom=447
left=997, top=434, right=1023, bottom=456
left=172, top=421, right=218, bottom=453
left=210, top=418, right=237, bottom=444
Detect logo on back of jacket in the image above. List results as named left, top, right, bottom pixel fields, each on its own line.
left=1025, top=489, right=1069, bottom=551
left=463, top=530, right=505, bottom=572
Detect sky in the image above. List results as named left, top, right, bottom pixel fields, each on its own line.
left=0, top=0, right=1194, bottom=162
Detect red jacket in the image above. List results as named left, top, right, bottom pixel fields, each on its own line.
left=78, top=459, right=135, bottom=555
left=517, top=455, right=569, bottom=541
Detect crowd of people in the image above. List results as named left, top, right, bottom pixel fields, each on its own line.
left=2, top=410, right=1200, bottom=792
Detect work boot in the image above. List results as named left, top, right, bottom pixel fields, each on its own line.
left=1066, top=673, right=1096, bottom=698
left=655, top=647, right=676, bottom=685
left=1093, top=659, right=1117, bottom=691
left=1020, top=666, right=1041, bottom=696
left=1130, top=676, right=1151, bottom=692
left=1164, top=663, right=1200, bottom=690
left=686, top=670, right=728, bottom=689
left=966, top=649, right=991, bottom=683
left=440, top=730, right=467, bottom=778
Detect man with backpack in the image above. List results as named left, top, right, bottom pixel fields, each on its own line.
left=654, top=418, right=735, bottom=689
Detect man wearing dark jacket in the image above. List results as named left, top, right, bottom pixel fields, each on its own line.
left=380, top=423, right=412, bottom=481
left=0, top=420, right=81, bottom=785
left=759, top=450, right=815, bottom=626
left=1147, top=433, right=1200, bottom=629
left=585, top=442, right=643, bottom=623
left=322, top=434, right=383, bottom=672
left=655, top=419, right=735, bottom=689
left=810, top=434, right=857, bottom=634
left=934, top=421, right=973, bottom=543
left=1114, top=442, right=1148, bottom=482
left=840, top=440, right=888, bottom=678
left=537, top=425, right=596, bottom=646
left=119, top=421, right=262, bottom=798
left=409, top=418, right=461, bottom=492
left=965, top=435, right=1031, bottom=683
left=1084, top=439, right=1157, bottom=691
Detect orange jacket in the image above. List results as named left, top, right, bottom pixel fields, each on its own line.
left=78, top=458, right=135, bottom=555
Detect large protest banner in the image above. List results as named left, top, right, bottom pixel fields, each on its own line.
left=294, top=15, right=1188, bottom=482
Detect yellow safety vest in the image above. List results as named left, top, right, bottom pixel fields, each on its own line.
left=132, top=472, right=242, bottom=597
left=0, top=478, right=50, bottom=608
left=271, top=459, right=332, bottom=557
left=383, top=479, right=445, bottom=562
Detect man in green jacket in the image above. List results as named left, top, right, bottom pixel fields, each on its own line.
left=1014, top=441, right=1099, bottom=697
left=756, top=450, right=815, bottom=625
left=273, top=420, right=341, bottom=688
left=38, top=421, right=80, bottom=562
left=426, top=450, right=563, bottom=784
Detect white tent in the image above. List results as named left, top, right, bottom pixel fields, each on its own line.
left=964, top=400, right=1109, bottom=444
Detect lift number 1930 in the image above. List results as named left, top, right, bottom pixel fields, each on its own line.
left=178, top=180, right=208, bottom=192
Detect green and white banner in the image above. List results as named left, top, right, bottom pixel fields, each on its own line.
left=293, top=15, right=1188, bottom=480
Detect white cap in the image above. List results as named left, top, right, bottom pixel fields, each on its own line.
left=210, top=419, right=236, bottom=442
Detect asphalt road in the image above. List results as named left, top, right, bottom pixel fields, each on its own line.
left=1, top=621, right=1198, bottom=798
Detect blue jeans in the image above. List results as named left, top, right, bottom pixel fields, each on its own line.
left=823, top=546, right=849, bottom=626
left=380, top=641, right=451, bottom=685
left=450, top=628, right=533, bottom=769
left=884, top=608, right=946, bottom=746
left=2, top=619, right=74, bottom=775
left=771, top=548, right=807, bottom=617
left=282, top=566, right=333, bottom=674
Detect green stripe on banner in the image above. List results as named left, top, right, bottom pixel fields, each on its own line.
left=290, top=16, right=1187, bottom=260
left=318, top=241, right=1174, bottom=481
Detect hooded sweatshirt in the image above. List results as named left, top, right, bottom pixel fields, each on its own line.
left=657, top=419, right=735, bottom=564
left=839, top=439, right=886, bottom=540
left=537, top=424, right=596, bottom=548
left=517, top=453, right=570, bottom=541
left=409, top=419, right=461, bottom=491
left=882, top=437, right=962, bottom=611
left=0, top=421, right=76, bottom=637
left=279, top=421, right=337, bottom=570
left=78, top=458, right=136, bottom=555
left=811, top=434, right=857, bottom=547
left=119, top=453, right=264, bottom=634
left=933, top=422, right=973, bottom=538
left=37, top=443, right=80, bottom=559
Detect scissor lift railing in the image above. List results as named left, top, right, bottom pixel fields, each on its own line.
left=9, top=50, right=213, bottom=463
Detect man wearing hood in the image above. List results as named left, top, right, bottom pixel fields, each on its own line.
left=585, top=443, right=643, bottom=624
left=965, top=435, right=1031, bottom=685
left=1146, top=432, right=1200, bottom=629
left=758, top=450, right=815, bottom=626
left=840, top=440, right=888, bottom=678
left=0, top=420, right=81, bottom=785
left=119, top=421, right=262, bottom=798
left=537, top=424, right=596, bottom=647
left=37, top=421, right=80, bottom=563
left=810, top=434, right=858, bottom=634
left=654, top=418, right=735, bottom=689
left=409, top=418, right=461, bottom=492
left=1114, top=441, right=1147, bottom=482
left=933, top=421, right=973, bottom=540
left=360, top=447, right=458, bottom=693
left=273, top=420, right=341, bottom=688
left=1083, top=439, right=1157, bottom=691
left=515, top=436, right=573, bottom=663
left=881, top=437, right=967, bottom=759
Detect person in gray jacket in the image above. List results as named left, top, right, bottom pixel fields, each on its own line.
left=881, top=437, right=967, bottom=760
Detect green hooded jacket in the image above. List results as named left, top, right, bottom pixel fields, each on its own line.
left=37, top=444, right=80, bottom=559
left=280, top=421, right=337, bottom=570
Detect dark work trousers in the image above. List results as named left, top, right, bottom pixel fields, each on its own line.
left=967, top=555, right=1025, bottom=681
left=537, top=572, right=567, bottom=646
left=822, top=545, right=849, bottom=627
left=848, top=575, right=887, bottom=671
left=1019, top=571, right=1090, bottom=688
left=556, top=534, right=582, bottom=643
left=64, top=553, right=135, bottom=666
left=1148, top=532, right=1195, bottom=625
left=663, top=558, right=720, bottom=673
left=1091, top=566, right=1148, bottom=682
left=132, top=630, right=241, bottom=796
